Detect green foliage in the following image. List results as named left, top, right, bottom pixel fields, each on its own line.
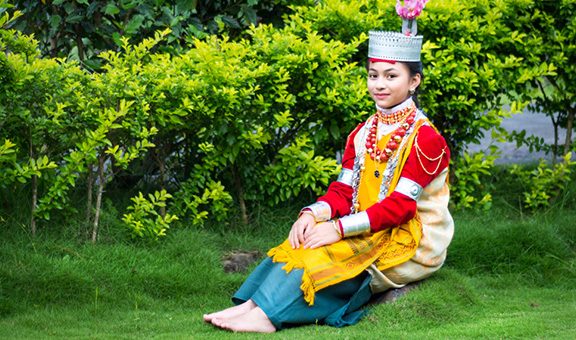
left=0, top=0, right=22, bottom=27
left=0, top=140, right=54, bottom=188
left=284, top=0, right=566, bottom=211
left=0, top=23, right=87, bottom=227
left=416, top=1, right=547, bottom=155
left=0, top=139, right=18, bottom=185
left=122, top=189, right=178, bottom=240
left=6, top=0, right=303, bottom=69
left=8, top=155, right=57, bottom=184
left=157, top=20, right=367, bottom=215
left=287, top=0, right=544, bottom=157
left=450, top=150, right=498, bottom=211
left=509, top=153, right=576, bottom=210
left=260, top=135, right=340, bottom=204
left=3, top=0, right=576, bottom=236
left=171, top=180, right=233, bottom=227
left=499, top=0, right=576, bottom=158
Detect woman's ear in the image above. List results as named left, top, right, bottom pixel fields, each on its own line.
left=410, top=73, right=421, bottom=91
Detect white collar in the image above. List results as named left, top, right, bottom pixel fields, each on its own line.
left=375, top=97, right=414, bottom=115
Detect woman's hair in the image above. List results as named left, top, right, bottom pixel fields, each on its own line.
left=366, top=60, right=424, bottom=108
left=404, top=61, right=423, bottom=108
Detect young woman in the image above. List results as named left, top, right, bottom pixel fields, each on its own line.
left=204, top=1, right=453, bottom=333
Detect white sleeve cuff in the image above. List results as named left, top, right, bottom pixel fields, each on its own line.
left=394, top=177, right=423, bottom=201
left=301, top=201, right=331, bottom=222
left=337, top=168, right=354, bottom=186
left=340, top=211, right=371, bottom=237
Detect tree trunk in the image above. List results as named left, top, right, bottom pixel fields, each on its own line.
left=29, top=137, right=36, bottom=236
left=74, top=24, right=85, bottom=61
left=91, top=155, right=106, bottom=244
left=232, top=165, right=249, bottom=225
left=84, top=163, right=94, bottom=239
left=551, top=115, right=559, bottom=165
left=49, top=37, right=58, bottom=58
left=30, top=174, right=37, bottom=237
left=563, top=108, right=575, bottom=157
left=153, top=149, right=166, bottom=218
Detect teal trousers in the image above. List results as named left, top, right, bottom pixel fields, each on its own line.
left=232, top=257, right=373, bottom=330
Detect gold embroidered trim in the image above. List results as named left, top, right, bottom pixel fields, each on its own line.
left=414, top=133, right=446, bottom=176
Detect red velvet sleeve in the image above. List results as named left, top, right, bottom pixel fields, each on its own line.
left=366, top=125, right=450, bottom=232
left=316, top=122, right=365, bottom=218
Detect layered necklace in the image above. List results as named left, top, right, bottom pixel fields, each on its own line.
left=365, top=103, right=416, bottom=163
left=350, top=100, right=424, bottom=213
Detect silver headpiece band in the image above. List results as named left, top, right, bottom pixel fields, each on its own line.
left=368, top=31, right=423, bottom=62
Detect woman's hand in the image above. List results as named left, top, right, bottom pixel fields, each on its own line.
left=289, top=213, right=316, bottom=249
left=303, top=221, right=342, bottom=249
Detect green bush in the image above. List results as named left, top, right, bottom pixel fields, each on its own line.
left=2, top=0, right=575, bottom=239
left=7, top=0, right=305, bottom=69
left=122, top=190, right=178, bottom=240
left=509, top=153, right=576, bottom=211
left=450, top=149, right=497, bottom=211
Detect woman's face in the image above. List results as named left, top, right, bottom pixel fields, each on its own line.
left=367, top=61, right=420, bottom=109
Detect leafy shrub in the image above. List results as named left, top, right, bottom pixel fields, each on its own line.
left=259, top=135, right=340, bottom=205
left=122, top=190, right=178, bottom=240
left=157, top=22, right=368, bottom=218
left=7, top=0, right=304, bottom=69
left=0, top=140, right=52, bottom=189
left=171, top=179, right=233, bottom=227
left=450, top=149, right=498, bottom=211
left=509, top=153, right=576, bottom=211
left=2, top=0, right=575, bottom=239
left=500, top=0, right=576, bottom=160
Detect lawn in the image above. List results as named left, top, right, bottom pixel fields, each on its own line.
left=1, top=201, right=575, bottom=339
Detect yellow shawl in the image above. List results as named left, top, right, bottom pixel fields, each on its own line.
left=268, top=119, right=427, bottom=305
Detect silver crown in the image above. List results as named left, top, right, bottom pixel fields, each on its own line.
left=368, top=31, right=423, bottom=62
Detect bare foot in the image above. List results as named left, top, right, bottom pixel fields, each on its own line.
left=203, top=300, right=256, bottom=323
left=212, top=306, right=276, bottom=333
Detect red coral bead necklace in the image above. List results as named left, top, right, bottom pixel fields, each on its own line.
left=365, top=104, right=416, bottom=163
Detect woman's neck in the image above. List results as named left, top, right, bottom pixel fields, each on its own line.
left=376, top=97, right=414, bottom=115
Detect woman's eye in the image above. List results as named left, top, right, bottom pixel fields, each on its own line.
left=387, top=74, right=397, bottom=79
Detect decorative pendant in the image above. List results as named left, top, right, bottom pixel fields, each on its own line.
left=374, top=170, right=380, bottom=178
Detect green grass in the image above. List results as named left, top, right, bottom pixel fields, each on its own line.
left=1, top=200, right=575, bottom=339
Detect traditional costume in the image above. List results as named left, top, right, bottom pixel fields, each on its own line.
left=232, top=0, right=453, bottom=330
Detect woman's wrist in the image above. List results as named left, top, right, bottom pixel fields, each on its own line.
left=299, top=209, right=315, bottom=219
left=330, top=219, right=342, bottom=239
left=300, top=201, right=331, bottom=222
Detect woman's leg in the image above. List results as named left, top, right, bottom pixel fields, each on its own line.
left=251, top=267, right=369, bottom=329
left=209, top=257, right=371, bottom=332
left=229, top=259, right=370, bottom=330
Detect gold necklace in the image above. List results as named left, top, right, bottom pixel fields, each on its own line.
left=377, top=105, right=415, bottom=125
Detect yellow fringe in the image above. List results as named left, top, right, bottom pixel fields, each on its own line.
left=267, top=243, right=302, bottom=273
left=300, top=271, right=315, bottom=305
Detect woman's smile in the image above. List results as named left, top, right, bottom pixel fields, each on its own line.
left=373, top=93, right=390, bottom=99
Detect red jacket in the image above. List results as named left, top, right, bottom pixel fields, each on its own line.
left=317, top=122, right=450, bottom=233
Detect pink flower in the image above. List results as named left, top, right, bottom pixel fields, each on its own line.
left=396, top=0, right=429, bottom=20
